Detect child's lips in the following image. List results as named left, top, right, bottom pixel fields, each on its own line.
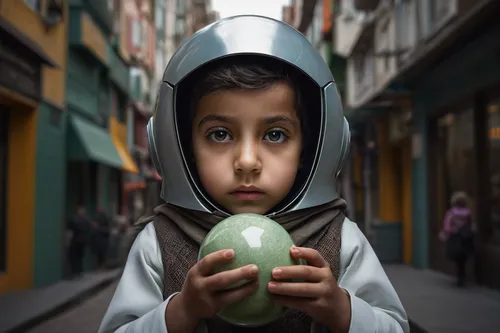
left=230, top=191, right=265, bottom=201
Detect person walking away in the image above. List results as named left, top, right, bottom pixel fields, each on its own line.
left=440, top=191, right=475, bottom=287
left=67, top=205, right=91, bottom=278
left=91, top=207, right=111, bottom=270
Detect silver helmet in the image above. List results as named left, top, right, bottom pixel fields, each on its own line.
left=147, top=15, right=350, bottom=216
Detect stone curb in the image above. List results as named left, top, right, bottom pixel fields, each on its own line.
left=2, top=270, right=121, bottom=333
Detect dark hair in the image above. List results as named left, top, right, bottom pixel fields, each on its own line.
left=188, top=56, right=306, bottom=129
left=175, top=56, right=321, bottom=213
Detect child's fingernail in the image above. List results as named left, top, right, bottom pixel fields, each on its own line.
left=225, top=249, right=234, bottom=258
left=291, top=247, right=300, bottom=254
left=268, top=282, right=277, bottom=289
left=273, top=268, right=282, bottom=277
left=250, top=265, right=259, bottom=274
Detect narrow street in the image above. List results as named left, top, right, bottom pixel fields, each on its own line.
left=26, top=282, right=118, bottom=333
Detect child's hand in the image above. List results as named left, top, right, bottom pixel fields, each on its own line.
left=166, top=249, right=259, bottom=331
left=268, top=246, right=351, bottom=332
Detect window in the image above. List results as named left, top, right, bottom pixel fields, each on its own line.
left=118, top=97, right=126, bottom=123
left=111, top=89, right=126, bottom=123
left=175, top=19, right=185, bottom=37
left=488, top=98, right=500, bottom=244
left=0, top=107, right=10, bottom=272
left=176, top=0, right=185, bottom=14
left=98, top=74, right=109, bottom=126
left=156, top=49, right=165, bottom=76
left=436, top=109, right=476, bottom=220
left=132, top=19, right=142, bottom=48
left=156, top=0, right=165, bottom=31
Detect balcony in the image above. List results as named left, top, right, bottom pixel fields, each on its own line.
left=108, top=45, right=130, bottom=97
left=68, top=7, right=108, bottom=66
left=84, top=0, right=113, bottom=35
left=174, top=19, right=185, bottom=44
left=429, top=0, right=458, bottom=36
left=346, top=45, right=375, bottom=109
left=374, top=9, right=398, bottom=88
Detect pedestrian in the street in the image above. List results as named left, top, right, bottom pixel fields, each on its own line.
left=98, top=16, right=409, bottom=333
left=67, top=205, right=91, bottom=278
left=90, top=207, right=110, bottom=270
left=440, top=191, right=476, bottom=287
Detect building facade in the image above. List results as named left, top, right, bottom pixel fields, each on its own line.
left=0, top=0, right=66, bottom=293
left=174, top=0, right=218, bottom=47
left=282, top=0, right=350, bottom=212
left=124, top=0, right=159, bottom=221
left=164, top=0, right=178, bottom=62
left=340, top=0, right=500, bottom=290
left=66, top=0, right=136, bottom=215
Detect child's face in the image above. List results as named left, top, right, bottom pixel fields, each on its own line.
left=192, top=83, right=302, bottom=215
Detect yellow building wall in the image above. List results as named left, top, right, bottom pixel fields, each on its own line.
left=0, top=1, right=67, bottom=106
left=110, top=117, right=139, bottom=174
left=81, top=13, right=107, bottom=63
left=0, top=97, right=37, bottom=293
left=376, top=120, right=400, bottom=222
left=0, top=2, right=67, bottom=292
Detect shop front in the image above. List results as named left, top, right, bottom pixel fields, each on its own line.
left=0, top=17, right=56, bottom=293
left=413, top=19, right=500, bottom=289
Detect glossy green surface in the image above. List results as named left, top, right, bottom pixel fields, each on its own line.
left=198, top=214, right=298, bottom=327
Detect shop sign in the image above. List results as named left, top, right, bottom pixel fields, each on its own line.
left=0, top=36, right=41, bottom=100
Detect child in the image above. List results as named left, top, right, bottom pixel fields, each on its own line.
left=99, top=15, right=409, bottom=333
left=440, top=191, right=475, bottom=287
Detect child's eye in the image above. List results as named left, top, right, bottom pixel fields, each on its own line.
left=208, top=129, right=232, bottom=142
left=264, top=130, right=286, bottom=143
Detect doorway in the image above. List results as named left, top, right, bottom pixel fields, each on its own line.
left=394, top=137, right=413, bottom=264
left=430, top=108, right=476, bottom=277
left=0, top=106, right=9, bottom=273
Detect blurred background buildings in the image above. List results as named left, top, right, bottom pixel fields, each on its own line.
left=284, top=0, right=500, bottom=292
left=1, top=0, right=500, bottom=300
left=0, top=0, right=218, bottom=294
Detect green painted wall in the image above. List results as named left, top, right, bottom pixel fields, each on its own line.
left=98, top=164, right=111, bottom=214
left=67, top=51, right=100, bottom=119
left=33, top=103, right=67, bottom=287
left=411, top=22, right=500, bottom=269
left=410, top=99, right=429, bottom=269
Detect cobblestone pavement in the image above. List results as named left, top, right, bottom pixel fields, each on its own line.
left=26, top=282, right=118, bottom=333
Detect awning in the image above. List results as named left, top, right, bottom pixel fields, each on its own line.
left=67, top=115, right=123, bottom=169
left=111, top=135, right=139, bottom=174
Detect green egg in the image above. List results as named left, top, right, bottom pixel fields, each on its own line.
left=198, top=213, right=301, bottom=327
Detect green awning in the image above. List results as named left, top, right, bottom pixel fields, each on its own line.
left=67, top=115, right=123, bottom=169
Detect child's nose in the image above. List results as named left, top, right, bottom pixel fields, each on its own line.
left=234, top=142, right=261, bottom=173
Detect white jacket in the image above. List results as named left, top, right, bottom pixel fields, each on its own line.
left=98, top=218, right=409, bottom=333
